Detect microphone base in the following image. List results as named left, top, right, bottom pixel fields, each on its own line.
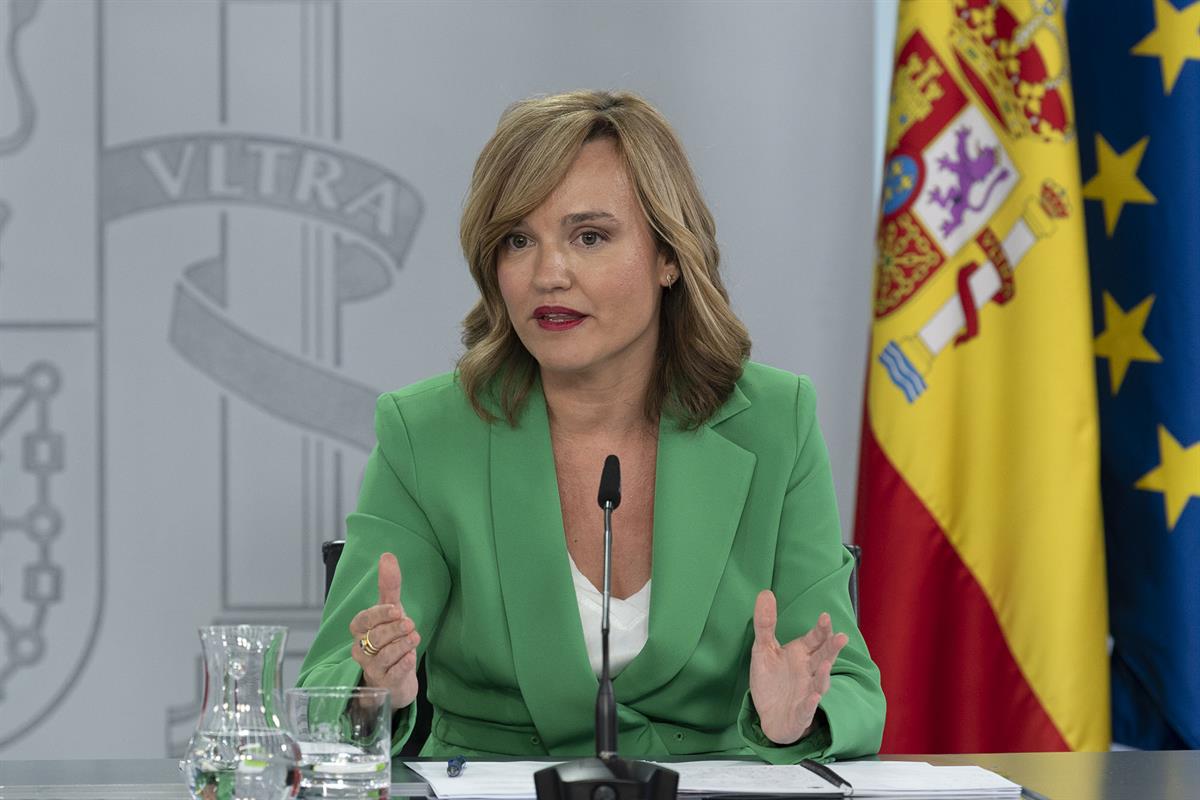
left=534, top=757, right=678, bottom=800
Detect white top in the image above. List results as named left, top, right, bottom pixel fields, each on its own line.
left=567, top=552, right=650, bottom=678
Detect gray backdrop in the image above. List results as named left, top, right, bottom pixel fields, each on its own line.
left=0, top=0, right=881, bottom=758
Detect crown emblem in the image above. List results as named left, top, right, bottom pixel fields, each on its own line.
left=950, top=0, right=1073, bottom=141
left=1039, top=180, right=1069, bottom=218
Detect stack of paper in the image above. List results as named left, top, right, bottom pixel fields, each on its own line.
left=407, top=760, right=549, bottom=799
left=668, top=760, right=1019, bottom=797
left=830, top=761, right=1021, bottom=797
left=666, top=760, right=841, bottom=794
left=406, top=759, right=1022, bottom=799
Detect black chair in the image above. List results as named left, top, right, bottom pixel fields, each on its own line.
left=321, top=540, right=434, bottom=757
left=846, top=543, right=862, bottom=620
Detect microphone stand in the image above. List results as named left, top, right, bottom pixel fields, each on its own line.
left=535, top=456, right=678, bottom=800
left=596, top=496, right=618, bottom=759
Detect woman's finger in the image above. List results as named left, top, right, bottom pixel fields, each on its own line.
left=349, top=604, right=405, bottom=638
left=795, top=612, right=833, bottom=653
left=360, top=617, right=415, bottom=650
left=378, top=553, right=403, bottom=608
left=385, top=649, right=418, bottom=680
left=355, top=643, right=386, bottom=685
left=753, top=590, right=779, bottom=649
left=362, top=641, right=402, bottom=686
left=375, top=630, right=420, bottom=667
left=812, top=630, right=848, bottom=664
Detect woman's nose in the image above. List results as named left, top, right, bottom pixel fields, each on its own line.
left=530, top=245, right=571, bottom=291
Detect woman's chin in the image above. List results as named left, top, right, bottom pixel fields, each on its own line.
left=532, top=355, right=597, bottom=377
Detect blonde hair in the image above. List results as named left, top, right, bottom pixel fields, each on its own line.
left=458, top=90, right=751, bottom=428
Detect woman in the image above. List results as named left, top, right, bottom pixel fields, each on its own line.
left=298, top=90, right=885, bottom=762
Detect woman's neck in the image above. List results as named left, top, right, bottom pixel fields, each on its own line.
left=541, top=365, right=657, bottom=440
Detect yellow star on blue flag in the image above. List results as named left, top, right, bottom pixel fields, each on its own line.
left=1071, top=0, right=1200, bottom=750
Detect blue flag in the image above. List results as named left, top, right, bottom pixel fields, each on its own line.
left=1068, top=0, right=1200, bottom=748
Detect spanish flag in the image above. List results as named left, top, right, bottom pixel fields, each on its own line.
left=854, top=0, right=1110, bottom=752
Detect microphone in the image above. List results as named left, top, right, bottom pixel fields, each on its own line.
left=534, top=456, right=678, bottom=800
left=598, top=453, right=621, bottom=509
left=595, top=455, right=620, bottom=759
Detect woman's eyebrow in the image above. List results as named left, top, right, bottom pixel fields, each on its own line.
left=560, top=210, right=617, bottom=226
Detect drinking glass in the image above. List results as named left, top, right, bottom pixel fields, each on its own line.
left=285, top=686, right=391, bottom=798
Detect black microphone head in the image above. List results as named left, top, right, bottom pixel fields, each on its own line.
left=597, top=454, right=621, bottom=509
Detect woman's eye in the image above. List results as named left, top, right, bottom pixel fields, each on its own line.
left=578, top=231, right=604, bottom=247
left=506, top=233, right=530, bottom=250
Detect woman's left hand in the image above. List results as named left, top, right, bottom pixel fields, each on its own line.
left=749, top=590, right=848, bottom=745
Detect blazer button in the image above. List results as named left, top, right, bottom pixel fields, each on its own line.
left=530, top=736, right=541, bottom=746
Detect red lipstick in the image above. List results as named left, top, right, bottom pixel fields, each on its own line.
left=533, top=305, right=586, bottom=331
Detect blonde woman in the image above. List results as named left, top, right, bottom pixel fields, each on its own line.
left=299, top=90, right=884, bottom=762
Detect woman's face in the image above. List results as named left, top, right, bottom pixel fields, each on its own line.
left=496, top=138, right=673, bottom=386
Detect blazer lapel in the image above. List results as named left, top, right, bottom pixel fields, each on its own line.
left=490, top=385, right=597, bottom=751
left=615, top=386, right=756, bottom=699
left=490, top=382, right=756, bottom=748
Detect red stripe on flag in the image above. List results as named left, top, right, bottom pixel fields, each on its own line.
left=855, top=417, right=1069, bottom=753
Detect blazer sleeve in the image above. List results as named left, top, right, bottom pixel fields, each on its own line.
left=735, top=375, right=886, bottom=763
left=296, top=393, right=452, bottom=755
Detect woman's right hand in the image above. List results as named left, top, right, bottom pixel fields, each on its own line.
left=350, top=552, right=421, bottom=709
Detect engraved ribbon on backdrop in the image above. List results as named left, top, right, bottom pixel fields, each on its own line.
left=99, top=134, right=422, bottom=450
left=0, top=0, right=40, bottom=156
left=1, top=0, right=42, bottom=279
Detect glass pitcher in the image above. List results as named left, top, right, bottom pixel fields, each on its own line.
left=181, top=625, right=300, bottom=800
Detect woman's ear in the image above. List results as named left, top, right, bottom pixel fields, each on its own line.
left=658, top=250, right=679, bottom=288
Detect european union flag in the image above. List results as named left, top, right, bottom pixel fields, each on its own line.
left=1069, top=0, right=1200, bottom=749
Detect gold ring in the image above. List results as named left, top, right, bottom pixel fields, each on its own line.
left=361, top=631, right=381, bottom=656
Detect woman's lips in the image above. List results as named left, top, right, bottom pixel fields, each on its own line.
left=533, top=306, right=586, bottom=331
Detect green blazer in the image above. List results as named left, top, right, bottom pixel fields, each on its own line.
left=298, top=361, right=885, bottom=763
